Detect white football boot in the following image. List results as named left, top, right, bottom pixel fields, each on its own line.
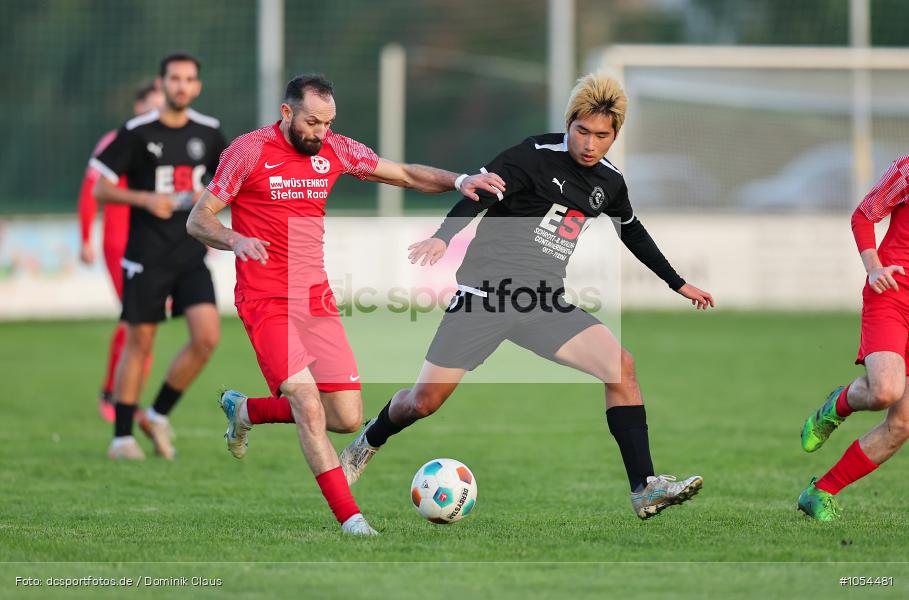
left=339, top=418, right=379, bottom=485
left=341, top=513, right=379, bottom=536
left=631, top=474, right=703, bottom=519
left=218, top=390, right=252, bottom=459
left=107, top=436, right=146, bottom=460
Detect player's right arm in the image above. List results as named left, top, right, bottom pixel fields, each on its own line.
left=409, top=143, right=530, bottom=266
left=186, top=133, right=270, bottom=264
left=90, top=126, right=177, bottom=219
left=186, top=192, right=270, bottom=264
left=853, top=156, right=909, bottom=293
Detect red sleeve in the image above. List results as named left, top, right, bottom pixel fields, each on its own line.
left=851, top=205, right=876, bottom=253
left=78, top=131, right=118, bottom=244
left=77, top=168, right=99, bottom=244
left=206, top=131, right=264, bottom=204
left=325, top=132, right=379, bottom=180
left=857, top=156, right=909, bottom=222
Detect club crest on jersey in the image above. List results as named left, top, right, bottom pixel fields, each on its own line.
left=187, top=137, right=206, bottom=161
left=310, top=155, right=330, bottom=174
left=589, top=186, right=605, bottom=211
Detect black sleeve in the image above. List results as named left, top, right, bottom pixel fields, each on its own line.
left=431, top=141, right=534, bottom=244
left=92, top=126, right=140, bottom=180
left=607, top=182, right=685, bottom=291
left=208, top=129, right=228, bottom=176
left=432, top=195, right=497, bottom=244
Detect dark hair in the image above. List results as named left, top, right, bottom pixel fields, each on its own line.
left=159, top=52, right=200, bottom=78
left=134, top=81, right=159, bottom=102
left=284, top=73, right=334, bottom=107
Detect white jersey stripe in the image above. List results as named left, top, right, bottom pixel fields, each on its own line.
left=125, top=109, right=160, bottom=131
left=88, top=157, right=119, bottom=184
left=533, top=133, right=568, bottom=153
left=186, top=108, right=221, bottom=129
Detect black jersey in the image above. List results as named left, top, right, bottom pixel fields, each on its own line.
left=91, top=109, right=226, bottom=268
left=434, top=133, right=685, bottom=291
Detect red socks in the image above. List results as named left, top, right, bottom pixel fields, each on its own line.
left=103, top=323, right=127, bottom=394
left=315, top=466, right=360, bottom=523
left=246, top=396, right=294, bottom=424
left=835, top=384, right=853, bottom=418
left=815, top=439, right=879, bottom=495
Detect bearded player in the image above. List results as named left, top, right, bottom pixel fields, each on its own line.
left=186, top=73, right=505, bottom=535
left=340, top=74, right=714, bottom=520
left=798, top=155, right=909, bottom=521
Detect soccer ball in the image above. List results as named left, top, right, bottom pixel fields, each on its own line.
left=410, top=458, right=478, bottom=524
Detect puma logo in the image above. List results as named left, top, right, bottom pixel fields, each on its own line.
left=552, top=178, right=566, bottom=194
left=147, top=142, right=163, bottom=158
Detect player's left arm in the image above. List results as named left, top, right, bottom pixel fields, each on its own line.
left=609, top=184, right=714, bottom=310
left=365, top=159, right=505, bottom=201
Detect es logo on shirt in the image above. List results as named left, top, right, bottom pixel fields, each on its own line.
left=310, top=155, right=330, bottom=174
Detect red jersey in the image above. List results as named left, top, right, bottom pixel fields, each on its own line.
left=207, top=122, right=379, bottom=302
left=855, top=155, right=909, bottom=287
left=78, top=130, right=130, bottom=251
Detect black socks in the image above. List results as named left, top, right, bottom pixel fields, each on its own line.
left=152, top=383, right=182, bottom=416
left=114, top=403, right=136, bottom=437
left=364, top=400, right=412, bottom=447
left=606, top=405, right=655, bottom=493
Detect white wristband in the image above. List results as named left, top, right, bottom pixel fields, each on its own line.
left=454, top=173, right=468, bottom=194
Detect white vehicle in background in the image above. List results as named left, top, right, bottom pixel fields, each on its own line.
left=623, top=153, right=721, bottom=210
left=736, top=143, right=903, bottom=211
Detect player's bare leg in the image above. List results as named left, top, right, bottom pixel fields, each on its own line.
left=281, top=370, right=376, bottom=535
left=340, top=362, right=466, bottom=485
left=320, top=390, right=363, bottom=434
left=108, top=323, right=157, bottom=460
left=802, top=351, right=904, bottom=452
left=858, top=378, right=909, bottom=464
left=143, top=303, right=220, bottom=459
left=799, top=354, right=906, bottom=521
left=554, top=324, right=703, bottom=519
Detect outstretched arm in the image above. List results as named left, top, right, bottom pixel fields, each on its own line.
left=619, top=217, right=714, bottom=310
left=365, top=158, right=505, bottom=201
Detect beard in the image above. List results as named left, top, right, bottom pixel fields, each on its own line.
left=289, top=125, right=323, bottom=156
left=164, top=92, right=190, bottom=111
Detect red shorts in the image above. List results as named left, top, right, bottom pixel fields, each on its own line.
left=856, top=285, right=909, bottom=375
left=236, top=293, right=361, bottom=397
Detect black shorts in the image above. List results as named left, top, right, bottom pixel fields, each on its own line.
left=425, top=287, right=601, bottom=371
left=120, top=259, right=216, bottom=324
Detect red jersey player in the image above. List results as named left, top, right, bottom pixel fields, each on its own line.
left=798, top=155, right=909, bottom=520
left=78, top=82, right=163, bottom=421
left=187, top=73, right=505, bottom=535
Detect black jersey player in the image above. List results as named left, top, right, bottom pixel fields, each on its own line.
left=341, top=73, right=714, bottom=519
left=91, top=53, right=227, bottom=460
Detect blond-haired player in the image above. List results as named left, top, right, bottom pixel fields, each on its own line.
left=341, top=74, right=714, bottom=519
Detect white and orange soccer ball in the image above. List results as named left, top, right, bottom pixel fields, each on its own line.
left=410, top=458, right=478, bottom=524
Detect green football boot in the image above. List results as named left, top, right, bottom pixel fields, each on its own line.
left=797, top=477, right=841, bottom=521
left=801, top=386, right=846, bottom=453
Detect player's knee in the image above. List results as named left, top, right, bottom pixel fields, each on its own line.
left=620, top=350, right=637, bottom=378
left=869, top=380, right=904, bottom=409
left=127, top=331, right=154, bottom=355
left=333, top=406, right=363, bottom=433
left=191, top=331, right=219, bottom=358
left=411, top=387, right=445, bottom=419
left=286, top=388, right=324, bottom=427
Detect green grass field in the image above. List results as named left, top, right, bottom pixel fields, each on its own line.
left=2, top=312, right=908, bottom=598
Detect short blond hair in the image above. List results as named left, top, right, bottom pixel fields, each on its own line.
left=564, top=73, right=627, bottom=133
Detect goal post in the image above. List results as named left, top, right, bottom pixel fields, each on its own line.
left=587, top=44, right=909, bottom=211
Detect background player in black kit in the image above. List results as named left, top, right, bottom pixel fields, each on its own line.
left=342, top=73, right=715, bottom=519
left=91, top=53, right=226, bottom=460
